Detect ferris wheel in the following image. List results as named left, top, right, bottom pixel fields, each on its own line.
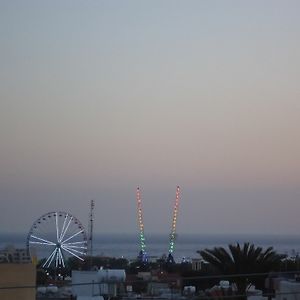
left=27, top=211, right=87, bottom=269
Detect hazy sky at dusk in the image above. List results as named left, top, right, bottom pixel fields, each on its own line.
left=0, top=1, right=300, bottom=235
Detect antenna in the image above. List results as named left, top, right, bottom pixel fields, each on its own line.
left=167, top=186, right=180, bottom=263
left=88, top=199, right=95, bottom=266
left=136, top=187, right=147, bottom=263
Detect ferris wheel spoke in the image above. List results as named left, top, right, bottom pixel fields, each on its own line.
left=29, top=241, right=57, bottom=246
left=60, top=249, right=64, bottom=267
left=59, top=216, right=73, bottom=243
left=61, top=230, right=83, bottom=244
left=42, top=247, right=57, bottom=268
left=55, top=213, right=60, bottom=242
left=58, top=248, right=65, bottom=268
left=61, top=245, right=84, bottom=261
left=55, top=248, right=59, bottom=268
left=43, top=249, right=56, bottom=268
left=63, top=245, right=86, bottom=255
left=60, top=251, right=64, bottom=267
left=31, top=235, right=55, bottom=245
left=59, top=214, right=68, bottom=242
left=57, top=251, right=60, bottom=267
left=58, top=248, right=62, bottom=267
left=47, top=249, right=58, bottom=268
left=63, top=244, right=87, bottom=250
left=63, top=241, right=87, bottom=245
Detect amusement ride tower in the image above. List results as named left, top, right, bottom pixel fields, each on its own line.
left=167, top=186, right=180, bottom=263
left=135, top=186, right=181, bottom=264
left=136, top=187, right=148, bottom=263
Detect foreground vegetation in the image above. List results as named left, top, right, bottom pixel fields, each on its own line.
left=198, top=243, right=285, bottom=300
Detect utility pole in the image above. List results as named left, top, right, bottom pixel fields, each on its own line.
left=88, top=199, right=95, bottom=268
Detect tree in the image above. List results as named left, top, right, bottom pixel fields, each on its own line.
left=198, top=243, right=285, bottom=300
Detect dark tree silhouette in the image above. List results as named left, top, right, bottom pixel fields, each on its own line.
left=198, top=243, right=285, bottom=300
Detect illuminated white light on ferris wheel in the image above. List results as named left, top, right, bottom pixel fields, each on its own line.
left=27, top=212, right=87, bottom=269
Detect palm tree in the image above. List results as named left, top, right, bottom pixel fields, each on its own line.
left=198, top=243, right=285, bottom=300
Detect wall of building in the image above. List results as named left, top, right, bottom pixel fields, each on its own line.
left=275, top=280, right=300, bottom=300
left=0, top=263, right=36, bottom=300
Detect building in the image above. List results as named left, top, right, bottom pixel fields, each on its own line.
left=72, top=269, right=126, bottom=298
left=275, top=279, right=300, bottom=300
left=0, top=245, right=31, bottom=264
left=0, top=263, right=36, bottom=300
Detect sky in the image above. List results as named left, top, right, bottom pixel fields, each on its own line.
left=0, top=1, right=300, bottom=235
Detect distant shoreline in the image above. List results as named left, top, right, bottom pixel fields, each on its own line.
left=2, top=232, right=300, bottom=261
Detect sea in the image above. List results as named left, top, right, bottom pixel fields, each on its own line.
left=1, top=233, right=300, bottom=262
